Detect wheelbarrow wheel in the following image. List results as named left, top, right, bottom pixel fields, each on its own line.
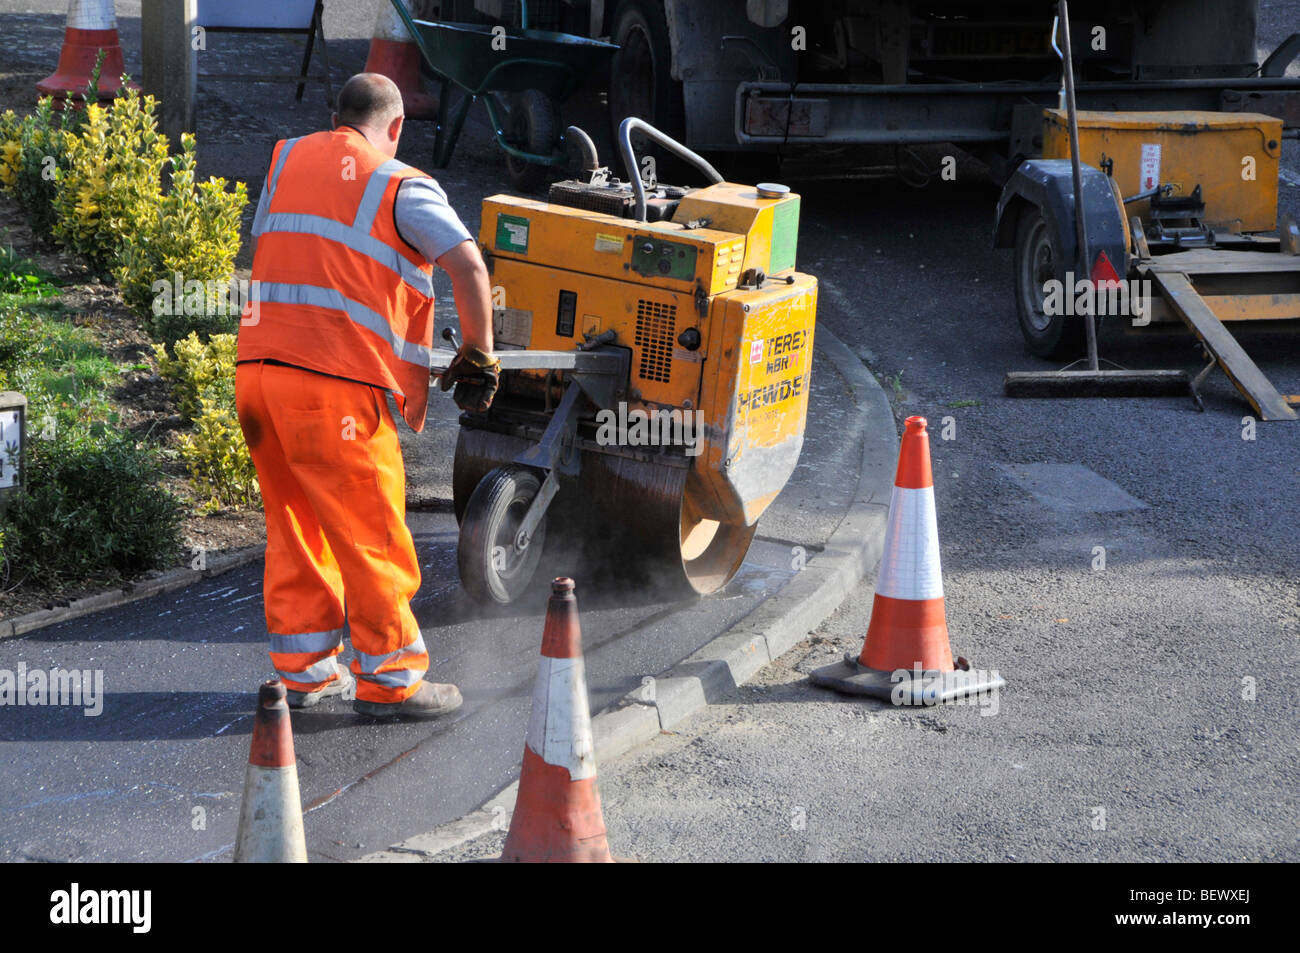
left=458, top=464, right=548, bottom=605
left=504, top=90, right=558, bottom=192
left=1014, top=207, right=1085, bottom=359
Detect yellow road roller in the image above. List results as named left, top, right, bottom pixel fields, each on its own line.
left=432, top=119, right=818, bottom=605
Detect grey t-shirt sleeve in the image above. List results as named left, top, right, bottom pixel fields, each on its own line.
left=393, top=177, right=473, bottom=264
left=251, top=180, right=271, bottom=237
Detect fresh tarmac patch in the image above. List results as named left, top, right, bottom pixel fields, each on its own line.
left=997, top=463, right=1148, bottom=513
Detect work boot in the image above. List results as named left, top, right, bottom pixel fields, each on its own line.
left=353, top=680, right=463, bottom=720
left=285, top=662, right=354, bottom=709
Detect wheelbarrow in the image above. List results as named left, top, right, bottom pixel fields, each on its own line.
left=387, top=0, right=617, bottom=189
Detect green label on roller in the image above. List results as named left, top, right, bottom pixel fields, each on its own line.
left=769, top=198, right=800, bottom=274
left=496, top=214, right=530, bottom=253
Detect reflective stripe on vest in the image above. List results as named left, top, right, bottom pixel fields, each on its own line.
left=354, top=159, right=406, bottom=229
left=258, top=213, right=433, bottom=297
left=260, top=153, right=433, bottom=298
left=267, top=137, right=301, bottom=200
left=258, top=282, right=433, bottom=372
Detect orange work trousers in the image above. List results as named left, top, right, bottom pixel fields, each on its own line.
left=235, top=361, right=428, bottom=704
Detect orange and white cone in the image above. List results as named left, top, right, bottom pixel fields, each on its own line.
left=36, top=0, right=136, bottom=103
left=501, top=578, right=613, bottom=863
left=811, top=416, right=1004, bottom=704
left=363, top=0, right=438, bottom=120
left=233, top=679, right=308, bottom=863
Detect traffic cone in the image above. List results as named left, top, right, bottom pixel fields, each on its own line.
left=501, top=578, right=614, bottom=863
left=233, top=679, right=308, bottom=863
left=363, top=0, right=438, bottom=120
left=811, top=416, right=1005, bottom=704
left=36, top=0, right=136, bottom=104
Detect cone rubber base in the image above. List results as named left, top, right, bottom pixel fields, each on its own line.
left=810, top=651, right=1005, bottom=704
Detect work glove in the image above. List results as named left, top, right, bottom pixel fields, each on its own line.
left=439, top=344, right=501, bottom=413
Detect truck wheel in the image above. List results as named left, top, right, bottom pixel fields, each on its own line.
left=1014, top=207, right=1084, bottom=359
left=458, top=464, right=547, bottom=605
left=608, top=0, right=686, bottom=175
left=504, top=90, right=558, bottom=192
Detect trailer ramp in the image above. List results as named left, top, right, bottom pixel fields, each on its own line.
left=1139, top=251, right=1300, bottom=421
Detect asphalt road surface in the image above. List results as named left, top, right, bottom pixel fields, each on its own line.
left=0, top=518, right=800, bottom=862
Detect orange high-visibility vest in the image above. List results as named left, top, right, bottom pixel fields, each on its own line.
left=239, top=126, right=436, bottom=431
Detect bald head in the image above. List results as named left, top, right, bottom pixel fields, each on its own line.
left=333, top=73, right=406, bottom=157
left=336, top=73, right=404, bottom=129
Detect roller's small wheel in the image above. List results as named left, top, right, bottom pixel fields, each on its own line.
left=458, top=464, right=547, bottom=605
left=452, top=428, right=534, bottom=526
left=504, top=89, right=558, bottom=192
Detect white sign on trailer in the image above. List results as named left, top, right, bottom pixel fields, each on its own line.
left=1140, top=143, right=1162, bottom=191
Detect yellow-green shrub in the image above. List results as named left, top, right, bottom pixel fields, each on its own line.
left=0, top=98, right=86, bottom=234
left=51, top=92, right=169, bottom=266
left=153, top=331, right=235, bottom=420
left=178, top=393, right=259, bottom=510
left=0, top=110, right=20, bottom=188
left=154, top=332, right=258, bottom=508
left=114, top=133, right=247, bottom=343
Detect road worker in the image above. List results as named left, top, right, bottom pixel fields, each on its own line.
left=236, top=73, right=499, bottom=720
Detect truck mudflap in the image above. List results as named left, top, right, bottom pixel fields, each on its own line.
left=993, top=159, right=1128, bottom=277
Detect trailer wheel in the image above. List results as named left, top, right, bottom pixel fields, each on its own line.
left=609, top=0, right=686, bottom=175
left=1014, top=207, right=1085, bottom=359
left=504, top=90, right=558, bottom=192
left=458, top=464, right=547, bottom=605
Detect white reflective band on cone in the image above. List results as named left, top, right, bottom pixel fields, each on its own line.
left=234, top=764, right=307, bottom=863
left=372, top=0, right=414, bottom=41
left=874, top=485, right=944, bottom=601
left=67, top=0, right=116, bottom=30
left=525, top=656, right=597, bottom=780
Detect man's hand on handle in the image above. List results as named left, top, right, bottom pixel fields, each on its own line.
left=439, top=345, right=500, bottom=413
left=436, top=239, right=498, bottom=412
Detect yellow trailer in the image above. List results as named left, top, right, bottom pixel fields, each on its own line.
left=1042, top=108, right=1284, bottom=235
left=998, top=107, right=1300, bottom=419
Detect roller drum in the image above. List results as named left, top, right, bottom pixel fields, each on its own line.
left=452, top=425, right=758, bottom=599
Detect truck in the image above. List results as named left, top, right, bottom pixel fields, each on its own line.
left=431, top=0, right=1300, bottom=172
